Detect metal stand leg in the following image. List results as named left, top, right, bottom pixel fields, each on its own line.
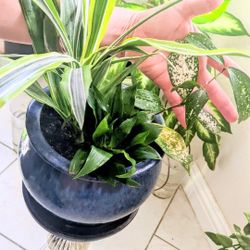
left=43, top=234, right=90, bottom=250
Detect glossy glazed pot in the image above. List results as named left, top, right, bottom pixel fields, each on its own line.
left=19, top=99, right=162, bottom=239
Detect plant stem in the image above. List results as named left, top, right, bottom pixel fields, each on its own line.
left=206, top=68, right=226, bottom=85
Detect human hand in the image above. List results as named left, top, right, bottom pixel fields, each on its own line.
left=123, top=0, right=239, bottom=127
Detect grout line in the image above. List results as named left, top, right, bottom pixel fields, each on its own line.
left=0, top=141, right=16, bottom=153
left=154, top=235, right=180, bottom=250
left=145, top=186, right=181, bottom=250
left=0, top=232, right=26, bottom=250
left=0, top=159, right=17, bottom=176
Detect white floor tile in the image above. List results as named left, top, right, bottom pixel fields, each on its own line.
left=0, top=161, right=47, bottom=250
left=156, top=187, right=211, bottom=250
left=89, top=195, right=172, bottom=250
left=0, top=235, right=23, bottom=250
left=147, top=236, right=177, bottom=250
left=0, top=144, right=16, bottom=173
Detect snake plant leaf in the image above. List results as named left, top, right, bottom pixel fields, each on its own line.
left=0, top=53, right=74, bottom=107
left=197, top=12, right=249, bottom=36
left=198, top=110, right=221, bottom=135
left=129, top=145, right=161, bottom=161
left=203, top=142, right=219, bottom=170
left=60, top=0, right=83, bottom=59
left=121, top=37, right=250, bottom=58
left=195, top=120, right=217, bottom=143
left=19, top=0, right=45, bottom=53
left=185, top=89, right=208, bottom=129
left=74, top=146, right=113, bottom=178
left=82, top=0, right=116, bottom=58
left=228, top=67, right=250, bottom=122
left=185, top=33, right=224, bottom=64
left=192, top=0, right=230, bottom=24
left=207, top=101, right=231, bottom=133
left=67, top=66, right=92, bottom=129
left=32, top=0, right=73, bottom=56
left=135, top=89, right=164, bottom=112
left=43, top=16, right=58, bottom=52
left=155, top=126, right=192, bottom=171
left=69, top=149, right=89, bottom=175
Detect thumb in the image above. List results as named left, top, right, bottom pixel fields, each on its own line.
left=178, top=0, right=223, bottom=18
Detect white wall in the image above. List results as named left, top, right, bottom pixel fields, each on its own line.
left=194, top=0, right=250, bottom=228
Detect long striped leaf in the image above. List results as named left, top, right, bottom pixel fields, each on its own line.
left=82, top=0, right=116, bottom=59
left=120, top=37, right=250, bottom=57
left=32, top=0, right=73, bottom=56
left=0, top=53, right=74, bottom=107
left=61, top=0, right=83, bottom=59
left=67, top=66, right=92, bottom=129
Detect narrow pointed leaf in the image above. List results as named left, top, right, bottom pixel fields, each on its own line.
left=69, top=149, right=89, bottom=175
left=93, top=116, right=110, bottom=142
left=116, top=151, right=136, bottom=179
left=198, top=110, right=221, bottom=135
left=195, top=120, right=217, bottom=143
left=129, top=145, right=161, bottom=161
left=203, top=142, right=219, bottom=170
left=74, top=146, right=112, bottom=178
left=130, top=131, right=150, bottom=147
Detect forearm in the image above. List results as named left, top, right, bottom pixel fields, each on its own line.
left=0, top=0, right=30, bottom=44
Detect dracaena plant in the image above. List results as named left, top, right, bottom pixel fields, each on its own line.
left=1, top=0, right=250, bottom=186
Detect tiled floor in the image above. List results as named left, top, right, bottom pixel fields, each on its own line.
left=0, top=104, right=211, bottom=250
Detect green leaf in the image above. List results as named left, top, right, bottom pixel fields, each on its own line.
left=207, top=101, right=231, bottom=133
left=0, top=53, right=74, bottom=107
left=120, top=37, right=250, bottom=58
left=142, top=123, right=162, bottom=144
left=122, top=84, right=136, bottom=118
left=124, top=178, right=140, bottom=188
left=155, top=126, right=192, bottom=171
left=43, top=16, right=58, bottom=52
left=130, top=131, right=150, bottom=147
left=206, top=232, right=223, bottom=246
left=19, top=0, right=45, bottom=53
left=74, top=146, right=113, bottom=178
left=163, top=110, right=178, bottom=129
left=235, top=235, right=250, bottom=249
left=171, top=81, right=198, bottom=92
left=32, top=0, right=73, bottom=55
left=185, top=33, right=224, bottom=64
left=216, top=234, right=233, bottom=248
left=176, top=125, right=196, bottom=146
left=129, top=145, right=161, bottom=161
left=135, top=89, right=164, bottom=112
left=185, top=89, right=208, bottom=128
left=117, top=0, right=146, bottom=10
left=93, top=116, right=110, bottom=143
left=116, top=151, right=136, bottom=179
left=82, top=0, right=116, bottom=58
left=193, top=0, right=230, bottom=24
left=67, top=66, right=92, bottom=129
left=228, top=68, right=250, bottom=122
left=244, top=224, right=250, bottom=235
left=203, top=142, right=219, bottom=170
left=233, top=224, right=241, bottom=233
left=197, top=12, right=249, bottom=36
left=198, top=110, right=221, bottom=135
left=168, top=52, right=199, bottom=98
left=245, top=213, right=250, bottom=223
left=69, top=149, right=89, bottom=175
left=195, top=120, right=217, bottom=143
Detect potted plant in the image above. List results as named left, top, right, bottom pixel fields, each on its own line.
left=0, top=0, right=250, bottom=242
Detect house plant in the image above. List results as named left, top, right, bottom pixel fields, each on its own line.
left=1, top=0, right=250, bottom=241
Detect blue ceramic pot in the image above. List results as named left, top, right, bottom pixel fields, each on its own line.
left=19, top=100, right=162, bottom=226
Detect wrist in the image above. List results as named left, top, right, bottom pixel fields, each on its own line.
left=102, top=7, right=141, bottom=46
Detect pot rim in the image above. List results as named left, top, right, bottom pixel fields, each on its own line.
left=25, top=99, right=160, bottom=182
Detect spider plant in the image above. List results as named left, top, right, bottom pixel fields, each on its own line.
left=1, top=0, right=250, bottom=185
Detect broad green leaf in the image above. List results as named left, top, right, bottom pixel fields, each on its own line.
left=74, top=146, right=112, bottom=178
left=168, top=52, right=199, bottom=98
left=110, top=84, right=122, bottom=118
left=67, top=66, right=92, bottom=129
left=245, top=213, right=250, bottom=223
left=142, top=123, right=163, bottom=144
left=82, top=0, right=116, bottom=58
left=129, top=145, right=161, bottom=161
left=135, top=89, right=164, bottom=112
left=93, top=116, right=110, bottom=142
left=32, top=0, right=73, bottom=55
left=193, top=0, right=230, bottom=24
left=198, top=110, right=221, bottom=135
left=185, top=33, right=224, bottom=64
left=235, top=235, right=250, bottom=249
left=0, top=53, right=74, bottom=107
left=19, top=0, right=45, bottom=53
left=163, top=110, right=178, bottom=129
left=203, top=142, right=219, bottom=170
left=228, top=68, right=250, bottom=122
left=122, top=84, right=136, bottom=118
left=197, top=12, right=249, bottom=36
left=206, top=232, right=223, bottom=246
left=116, top=151, right=136, bottom=179
left=195, top=120, right=217, bottom=143
left=244, top=224, right=250, bottom=235
left=120, top=37, right=250, bottom=58
left=207, top=101, right=231, bottom=133
left=130, top=131, right=150, bottom=147
left=216, top=234, right=233, bottom=248
left=155, top=126, right=192, bottom=171
left=60, top=0, right=83, bottom=59
left=124, top=178, right=140, bottom=187
left=69, top=149, right=89, bottom=175
left=185, top=89, right=208, bottom=128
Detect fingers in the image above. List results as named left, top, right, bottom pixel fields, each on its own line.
left=178, top=0, right=223, bottom=18
left=139, top=53, right=186, bottom=127
left=198, top=67, right=238, bottom=122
